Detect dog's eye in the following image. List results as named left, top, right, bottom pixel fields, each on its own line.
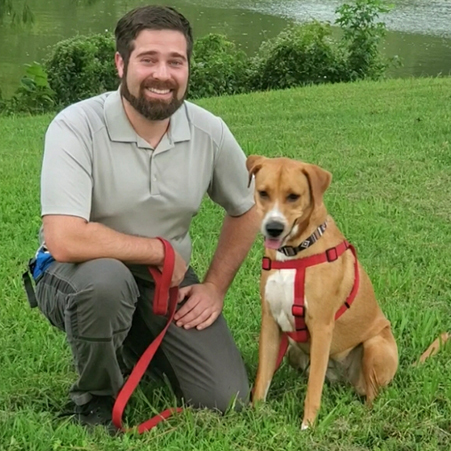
left=287, top=193, right=300, bottom=202
left=258, top=190, right=269, bottom=199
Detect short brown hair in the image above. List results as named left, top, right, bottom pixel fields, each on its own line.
left=115, top=5, right=193, bottom=64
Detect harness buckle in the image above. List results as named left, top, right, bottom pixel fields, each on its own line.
left=262, top=257, right=272, bottom=271
left=326, top=247, right=338, bottom=262
left=292, top=304, right=305, bottom=317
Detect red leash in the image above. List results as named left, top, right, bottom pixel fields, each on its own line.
left=112, top=238, right=183, bottom=434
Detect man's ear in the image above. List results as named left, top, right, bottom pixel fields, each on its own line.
left=246, top=155, right=265, bottom=187
left=115, top=52, right=125, bottom=78
left=302, top=163, right=332, bottom=207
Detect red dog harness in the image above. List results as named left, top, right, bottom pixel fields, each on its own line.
left=262, top=240, right=360, bottom=369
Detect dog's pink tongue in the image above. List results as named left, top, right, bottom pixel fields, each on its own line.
left=264, top=238, right=283, bottom=250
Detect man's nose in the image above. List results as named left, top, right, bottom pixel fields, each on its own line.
left=153, top=62, right=170, bottom=80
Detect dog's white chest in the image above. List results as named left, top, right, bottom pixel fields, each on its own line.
left=265, top=269, right=302, bottom=332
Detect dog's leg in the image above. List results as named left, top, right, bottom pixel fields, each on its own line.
left=253, top=311, right=282, bottom=402
left=301, top=322, right=334, bottom=430
left=361, top=325, right=398, bottom=406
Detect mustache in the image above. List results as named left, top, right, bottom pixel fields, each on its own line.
left=141, top=79, right=177, bottom=91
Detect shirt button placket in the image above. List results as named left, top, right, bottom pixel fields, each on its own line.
left=149, top=154, right=160, bottom=196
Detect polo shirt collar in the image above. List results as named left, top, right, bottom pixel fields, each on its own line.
left=168, top=102, right=191, bottom=143
left=104, top=88, right=191, bottom=144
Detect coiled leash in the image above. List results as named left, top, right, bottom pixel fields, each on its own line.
left=112, top=238, right=183, bottom=433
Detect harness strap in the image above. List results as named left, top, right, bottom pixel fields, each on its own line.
left=262, top=240, right=351, bottom=272
left=275, top=334, right=289, bottom=370
left=333, top=244, right=359, bottom=320
left=112, top=238, right=182, bottom=434
left=292, top=260, right=308, bottom=342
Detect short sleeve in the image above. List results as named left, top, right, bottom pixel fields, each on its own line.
left=207, top=119, right=255, bottom=216
left=40, top=109, right=93, bottom=220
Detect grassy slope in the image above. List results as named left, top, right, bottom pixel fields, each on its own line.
left=0, top=76, right=450, bottom=450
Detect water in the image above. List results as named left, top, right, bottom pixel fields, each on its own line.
left=0, top=0, right=450, bottom=98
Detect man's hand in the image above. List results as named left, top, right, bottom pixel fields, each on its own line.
left=160, top=249, right=187, bottom=287
left=174, top=282, right=224, bottom=330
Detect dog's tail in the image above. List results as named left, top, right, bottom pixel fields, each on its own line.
left=414, top=332, right=450, bottom=366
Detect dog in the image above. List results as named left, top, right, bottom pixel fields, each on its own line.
left=247, top=155, right=398, bottom=430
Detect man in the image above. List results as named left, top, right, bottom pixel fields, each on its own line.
left=32, top=5, right=258, bottom=431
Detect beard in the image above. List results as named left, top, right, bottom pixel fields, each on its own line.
left=120, top=70, right=186, bottom=121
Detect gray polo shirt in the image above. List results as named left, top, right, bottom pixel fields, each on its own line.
left=41, top=89, right=254, bottom=264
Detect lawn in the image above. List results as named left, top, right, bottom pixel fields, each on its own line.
left=1, top=76, right=450, bottom=450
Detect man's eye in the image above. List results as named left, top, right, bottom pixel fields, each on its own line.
left=287, top=193, right=300, bottom=202
left=258, top=190, right=269, bottom=199
left=169, top=60, right=183, bottom=66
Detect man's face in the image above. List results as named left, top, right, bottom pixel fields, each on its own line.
left=115, top=29, right=189, bottom=121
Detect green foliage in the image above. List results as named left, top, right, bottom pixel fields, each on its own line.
left=44, top=33, right=118, bottom=107
left=249, top=0, right=393, bottom=92
left=2, top=0, right=395, bottom=114
left=0, top=0, right=34, bottom=25
left=248, top=22, right=348, bottom=91
left=0, top=62, right=55, bottom=115
left=336, top=0, right=392, bottom=80
left=189, top=34, right=250, bottom=99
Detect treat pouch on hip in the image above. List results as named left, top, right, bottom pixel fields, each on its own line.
left=22, top=246, right=55, bottom=308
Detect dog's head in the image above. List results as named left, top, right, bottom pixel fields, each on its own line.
left=246, top=155, right=332, bottom=249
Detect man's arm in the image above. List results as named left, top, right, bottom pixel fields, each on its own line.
left=203, top=206, right=260, bottom=295
left=175, top=206, right=260, bottom=330
left=43, top=215, right=187, bottom=286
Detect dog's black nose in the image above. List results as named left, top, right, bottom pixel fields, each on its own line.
left=265, top=221, right=285, bottom=238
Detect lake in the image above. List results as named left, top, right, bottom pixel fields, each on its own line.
left=1, top=0, right=450, bottom=98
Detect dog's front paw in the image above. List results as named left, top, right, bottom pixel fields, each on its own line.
left=301, top=421, right=310, bottom=431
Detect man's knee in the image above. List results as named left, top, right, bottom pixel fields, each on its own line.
left=66, top=258, right=139, bottom=338
left=79, top=258, right=137, bottom=306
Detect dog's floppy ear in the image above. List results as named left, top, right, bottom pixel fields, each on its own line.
left=302, top=163, right=332, bottom=207
left=246, top=155, right=265, bottom=188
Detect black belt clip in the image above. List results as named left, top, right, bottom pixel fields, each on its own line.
left=22, top=257, right=38, bottom=308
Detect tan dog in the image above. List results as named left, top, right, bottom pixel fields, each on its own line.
left=247, top=155, right=398, bottom=430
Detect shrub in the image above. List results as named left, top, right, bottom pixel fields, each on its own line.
left=248, top=0, right=393, bottom=92
left=0, top=62, right=55, bottom=115
left=44, top=33, right=118, bottom=107
left=248, top=22, right=348, bottom=92
left=336, top=0, right=392, bottom=80
left=2, top=0, right=394, bottom=114
left=189, top=34, right=250, bottom=99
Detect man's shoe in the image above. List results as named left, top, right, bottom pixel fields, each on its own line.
left=71, top=396, right=119, bottom=435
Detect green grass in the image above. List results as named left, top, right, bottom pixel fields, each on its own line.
left=1, top=76, right=451, bottom=450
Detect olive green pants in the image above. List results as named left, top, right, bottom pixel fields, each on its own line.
left=35, top=258, right=249, bottom=411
